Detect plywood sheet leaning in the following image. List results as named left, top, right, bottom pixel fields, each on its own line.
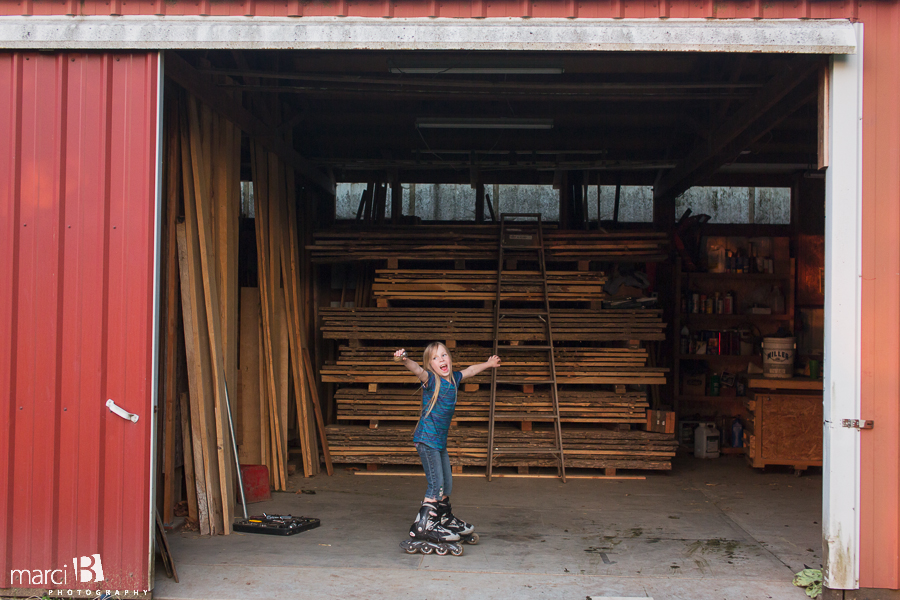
left=238, top=288, right=262, bottom=465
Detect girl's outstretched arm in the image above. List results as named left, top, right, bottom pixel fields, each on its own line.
left=460, top=355, right=502, bottom=381
left=394, top=348, right=429, bottom=383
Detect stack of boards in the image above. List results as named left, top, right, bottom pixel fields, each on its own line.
left=308, top=226, right=669, bottom=263
left=319, top=270, right=674, bottom=472
left=326, top=426, right=678, bottom=471
left=159, top=90, right=331, bottom=534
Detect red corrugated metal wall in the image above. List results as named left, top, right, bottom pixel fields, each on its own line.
left=0, top=0, right=862, bottom=18
left=0, top=51, right=159, bottom=591
left=859, top=0, right=900, bottom=591
left=0, top=0, right=898, bottom=591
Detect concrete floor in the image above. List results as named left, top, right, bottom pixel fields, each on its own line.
left=154, top=454, right=822, bottom=600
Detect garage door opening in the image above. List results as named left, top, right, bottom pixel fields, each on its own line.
left=153, top=47, right=830, bottom=598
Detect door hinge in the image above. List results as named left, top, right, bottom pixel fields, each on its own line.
left=841, top=419, right=874, bottom=430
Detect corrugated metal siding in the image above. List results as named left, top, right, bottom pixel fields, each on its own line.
left=0, top=0, right=896, bottom=591
left=859, top=1, right=900, bottom=590
left=0, top=0, right=860, bottom=18
left=0, top=51, right=159, bottom=591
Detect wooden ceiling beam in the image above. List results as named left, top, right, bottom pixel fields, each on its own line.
left=653, top=56, right=821, bottom=203
left=165, top=52, right=335, bottom=195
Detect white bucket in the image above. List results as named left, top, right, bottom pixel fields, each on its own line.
left=762, top=337, right=796, bottom=379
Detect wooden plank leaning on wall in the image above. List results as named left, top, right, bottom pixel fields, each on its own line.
left=162, top=86, right=334, bottom=534
left=250, top=141, right=333, bottom=481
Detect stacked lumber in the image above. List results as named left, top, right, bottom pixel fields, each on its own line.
left=161, top=90, right=335, bottom=535
left=319, top=307, right=666, bottom=342
left=248, top=138, right=332, bottom=487
left=372, top=269, right=608, bottom=301
left=326, top=425, right=678, bottom=470
left=335, top=388, right=648, bottom=423
left=314, top=221, right=673, bottom=474
left=309, top=226, right=668, bottom=262
left=173, top=93, right=241, bottom=535
left=322, top=346, right=667, bottom=386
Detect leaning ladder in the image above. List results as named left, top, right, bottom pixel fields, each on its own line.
left=486, top=214, right=566, bottom=482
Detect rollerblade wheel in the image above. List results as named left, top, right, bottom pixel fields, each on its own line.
left=404, top=545, right=417, bottom=555
left=466, top=533, right=480, bottom=545
left=435, top=546, right=449, bottom=556
left=450, top=545, right=464, bottom=557
left=420, top=546, right=434, bottom=555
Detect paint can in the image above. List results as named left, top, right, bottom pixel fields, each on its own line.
left=762, top=337, right=796, bottom=379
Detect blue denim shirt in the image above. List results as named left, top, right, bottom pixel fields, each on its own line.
left=413, top=371, right=462, bottom=450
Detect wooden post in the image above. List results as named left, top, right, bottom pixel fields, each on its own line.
left=475, top=183, right=485, bottom=223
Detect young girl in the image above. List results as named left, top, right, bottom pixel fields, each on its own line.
left=394, top=343, right=501, bottom=555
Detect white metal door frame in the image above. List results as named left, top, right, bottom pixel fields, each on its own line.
left=822, top=22, right=864, bottom=591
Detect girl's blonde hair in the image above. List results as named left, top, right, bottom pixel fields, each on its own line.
left=421, top=342, right=455, bottom=419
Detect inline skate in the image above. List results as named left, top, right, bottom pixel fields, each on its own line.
left=437, top=496, right=479, bottom=545
left=399, top=502, right=464, bottom=556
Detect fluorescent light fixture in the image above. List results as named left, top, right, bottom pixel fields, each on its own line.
left=416, top=118, right=554, bottom=130
left=391, top=67, right=564, bottom=75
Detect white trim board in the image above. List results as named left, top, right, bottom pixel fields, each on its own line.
left=0, top=16, right=857, bottom=53
left=822, top=22, right=864, bottom=591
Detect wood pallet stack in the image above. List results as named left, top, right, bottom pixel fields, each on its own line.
left=320, top=287, right=672, bottom=473
left=325, top=426, right=678, bottom=471
left=312, top=205, right=673, bottom=474
left=372, top=269, right=608, bottom=301
left=335, top=388, right=649, bottom=424
left=321, top=345, right=667, bottom=386
left=319, top=307, right=666, bottom=342
left=309, top=226, right=669, bottom=262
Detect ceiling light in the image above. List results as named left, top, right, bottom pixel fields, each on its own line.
left=416, top=118, right=553, bottom=130
left=390, top=67, right=564, bottom=75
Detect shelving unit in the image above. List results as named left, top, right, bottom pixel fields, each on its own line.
left=672, top=240, right=795, bottom=421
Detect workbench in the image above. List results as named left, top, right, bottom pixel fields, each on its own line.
left=743, top=377, right=823, bottom=474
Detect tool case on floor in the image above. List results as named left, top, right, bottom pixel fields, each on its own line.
left=233, top=514, right=321, bottom=536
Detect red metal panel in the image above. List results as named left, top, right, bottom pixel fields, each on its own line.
left=859, top=0, right=900, bottom=590
left=0, top=51, right=159, bottom=592
left=0, top=0, right=895, bottom=591
left=0, top=0, right=861, bottom=18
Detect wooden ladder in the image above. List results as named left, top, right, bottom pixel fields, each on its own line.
left=487, top=214, right=566, bottom=482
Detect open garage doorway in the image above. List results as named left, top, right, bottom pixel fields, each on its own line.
left=151, top=39, right=856, bottom=598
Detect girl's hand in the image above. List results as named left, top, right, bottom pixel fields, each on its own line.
left=393, top=348, right=408, bottom=362
left=487, top=355, right=501, bottom=368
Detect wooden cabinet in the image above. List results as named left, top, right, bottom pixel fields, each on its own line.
left=743, top=378, right=823, bottom=472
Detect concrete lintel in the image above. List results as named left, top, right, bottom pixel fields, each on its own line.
left=0, top=16, right=857, bottom=53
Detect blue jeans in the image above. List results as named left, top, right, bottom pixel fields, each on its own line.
left=416, top=443, right=452, bottom=500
